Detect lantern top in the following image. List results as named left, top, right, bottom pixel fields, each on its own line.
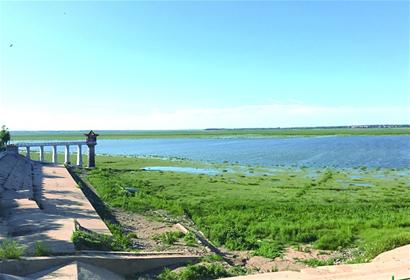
left=84, top=130, right=99, bottom=137
left=84, top=130, right=99, bottom=144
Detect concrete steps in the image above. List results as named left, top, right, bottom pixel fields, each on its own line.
left=0, top=153, right=21, bottom=192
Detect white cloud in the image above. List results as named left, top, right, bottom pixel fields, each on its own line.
left=1, top=102, right=409, bottom=130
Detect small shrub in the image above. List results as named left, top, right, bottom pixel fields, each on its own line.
left=157, top=268, right=178, bottom=280
left=106, top=222, right=133, bottom=250
left=183, top=232, right=197, bottom=247
left=0, top=239, right=25, bottom=259
left=154, top=231, right=185, bottom=245
left=302, top=258, right=334, bottom=267
left=296, top=232, right=318, bottom=243
left=253, top=241, right=283, bottom=259
left=127, top=232, right=138, bottom=239
left=179, top=263, right=230, bottom=280
left=34, top=241, right=51, bottom=256
left=72, top=230, right=112, bottom=251
left=227, top=265, right=248, bottom=276
left=315, top=230, right=354, bottom=250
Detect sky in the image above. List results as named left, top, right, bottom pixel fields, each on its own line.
left=0, top=0, right=409, bottom=130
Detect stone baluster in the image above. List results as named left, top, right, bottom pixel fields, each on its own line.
left=76, top=145, right=82, bottom=166
left=64, top=145, right=70, bottom=164
left=26, top=146, right=31, bottom=159
left=52, top=145, right=58, bottom=163
left=39, top=146, right=44, bottom=162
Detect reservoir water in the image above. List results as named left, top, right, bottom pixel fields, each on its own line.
left=92, top=136, right=410, bottom=168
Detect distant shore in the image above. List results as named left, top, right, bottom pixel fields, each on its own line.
left=10, top=127, right=410, bottom=141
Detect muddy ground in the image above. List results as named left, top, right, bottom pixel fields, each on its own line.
left=111, top=208, right=341, bottom=274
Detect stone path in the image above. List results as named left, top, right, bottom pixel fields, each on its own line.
left=0, top=152, right=110, bottom=254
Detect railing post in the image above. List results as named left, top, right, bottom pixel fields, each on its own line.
left=52, top=145, right=58, bottom=164
left=76, top=145, right=82, bottom=166
left=64, top=145, right=70, bottom=164
left=26, top=146, right=31, bottom=159
left=39, top=146, right=44, bottom=162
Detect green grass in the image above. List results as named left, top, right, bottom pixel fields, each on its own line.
left=33, top=241, right=51, bottom=256
left=81, top=155, right=410, bottom=262
left=71, top=221, right=133, bottom=251
left=301, top=258, right=335, bottom=267
left=157, top=253, right=247, bottom=280
left=0, top=239, right=25, bottom=259
left=154, top=231, right=185, bottom=245
left=158, top=263, right=232, bottom=280
left=10, top=127, right=410, bottom=141
left=184, top=232, right=198, bottom=247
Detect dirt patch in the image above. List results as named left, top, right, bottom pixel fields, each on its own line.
left=111, top=208, right=207, bottom=255
left=110, top=208, right=341, bottom=273
left=220, top=246, right=341, bottom=273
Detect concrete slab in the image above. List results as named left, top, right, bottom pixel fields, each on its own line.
left=27, top=261, right=122, bottom=280
left=0, top=253, right=200, bottom=277
left=34, top=164, right=111, bottom=235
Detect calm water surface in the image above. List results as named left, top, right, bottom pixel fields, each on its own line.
left=94, top=136, right=410, bottom=168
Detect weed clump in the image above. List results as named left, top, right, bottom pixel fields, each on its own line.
left=302, top=258, right=335, bottom=267
left=253, top=241, right=283, bottom=259
left=158, top=263, right=232, bottom=280
left=34, top=241, right=51, bottom=256
left=72, top=222, right=133, bottom=251
left=0, top=239, right=25, bottom=259
left=72, top=230, right=113, bottom=251
left=314, top=229, right=354, bottom=250
left=184, top=232, right=197, bottom=246
left=154, top=231, right=185, bottom=245
left=359, top=232, right=410, bottom=261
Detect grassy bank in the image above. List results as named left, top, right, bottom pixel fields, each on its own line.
left=80, top=155, right=410, bottom=263
left=10, top=127, right=410, bottom=141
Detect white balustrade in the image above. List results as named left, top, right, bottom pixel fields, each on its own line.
left=12, top=130, right=98, bottom=168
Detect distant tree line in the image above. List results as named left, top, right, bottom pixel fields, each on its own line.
left=205, top=124, right=410, bottom=131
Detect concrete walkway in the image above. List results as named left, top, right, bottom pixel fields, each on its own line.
left=34, top=163, right=111, bottom=235
left=0, top=152, right=110, bottom=254
left=225, top=244, right=410, bottom=280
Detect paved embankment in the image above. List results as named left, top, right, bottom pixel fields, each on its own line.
left=0, top=252, right=200, bottom=278
left=0, top=152, right=110, bottom=254
left=225, top=244, right=410, bottom=280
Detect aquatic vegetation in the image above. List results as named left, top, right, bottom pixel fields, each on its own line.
left=84, top=155, right=410, bottom=262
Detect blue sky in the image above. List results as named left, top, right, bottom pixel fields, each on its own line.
left=0, top=1, right=409, bottom=130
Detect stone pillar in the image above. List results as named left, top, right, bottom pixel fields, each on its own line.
left=85, top=131, right=99, bottom=168
left=52, top=145, right=58, bottom=164
left=26, top=146, right=31, bottom=159
left=76, top=145, right=83, bottom=166
left=39, top=146, right=44, bottom=162
left=64, top=145, right=70, bottom=164
left=87, top=145, right=96, bottom=168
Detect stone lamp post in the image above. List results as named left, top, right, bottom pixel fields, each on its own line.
left=84, top=130, right=99, bottom=168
